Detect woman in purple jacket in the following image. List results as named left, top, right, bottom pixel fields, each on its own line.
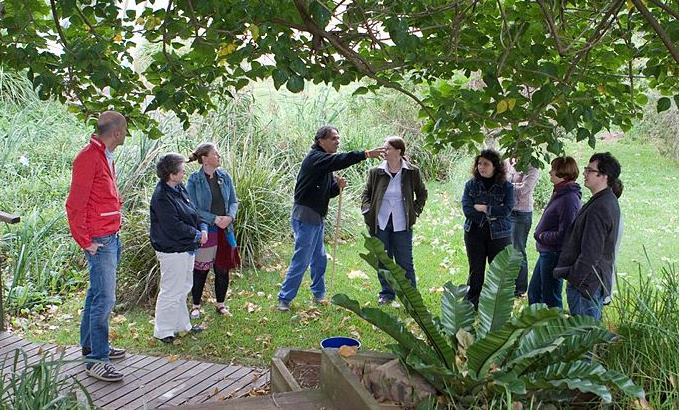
left=528, top=156, right=581, bottom=308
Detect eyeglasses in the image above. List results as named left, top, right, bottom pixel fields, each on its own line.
left=583, top=167, right=603, bottom=176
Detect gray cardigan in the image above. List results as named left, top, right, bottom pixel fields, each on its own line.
left=553, top=187, right=620, bottom=299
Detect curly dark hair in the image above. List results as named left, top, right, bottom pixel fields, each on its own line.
left=471, top=149, right=506, bottom=183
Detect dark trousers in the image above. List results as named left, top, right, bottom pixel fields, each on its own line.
left=464, top=223, right=511, bottom=308
left=510, top=210, right=532, bottom=296
left=375, top=218, right=415, bottom=301
left=192, top=267, right=229, bottom=305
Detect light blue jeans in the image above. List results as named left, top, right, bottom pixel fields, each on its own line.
left=81, top=233, right=120, bottom=362
left=278, top=219, right=326, bottom=303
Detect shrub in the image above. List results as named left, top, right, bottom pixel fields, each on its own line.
left=333, top=236, right=646, bottom=408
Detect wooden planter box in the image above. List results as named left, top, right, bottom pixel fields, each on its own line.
left=270, top=348, right=321, bottom=393
left=321, top=349, right=402, bottom=410
left=271, top=348, right=432, bottom=409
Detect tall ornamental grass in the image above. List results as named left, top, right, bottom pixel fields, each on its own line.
left=603, top=262, right=679, bottom=408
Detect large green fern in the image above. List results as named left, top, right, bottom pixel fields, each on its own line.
left=331, top=235, right=645, bottom=407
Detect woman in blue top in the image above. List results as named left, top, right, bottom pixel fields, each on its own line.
left=186, top=143, right=240, bottom=319
left=461, top=149, right=514, bottom=308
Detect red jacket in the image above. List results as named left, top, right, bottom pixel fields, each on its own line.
left=65, top=136, right=122, bottom=249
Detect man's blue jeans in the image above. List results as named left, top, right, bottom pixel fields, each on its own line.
left=81, top=233, right=120, bottom=362
left=278, top=219, right=326, bottom=303
left=527, top=251, right=562, bottom=308
left=510, top=210, right=532, bottom=296
left=567, top=283, right=604, bottom=321
left=375, top=220, right=415, bottom=301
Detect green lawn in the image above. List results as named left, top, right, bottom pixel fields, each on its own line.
left=22, top=139, right=679, bottom=369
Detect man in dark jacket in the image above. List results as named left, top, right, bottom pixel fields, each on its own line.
left=277, top=126, right=385, bottom=311
left=553, top=152, right=623, bottom=320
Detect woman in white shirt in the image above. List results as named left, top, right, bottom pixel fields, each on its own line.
left=361, top=136, right=428, bottom=305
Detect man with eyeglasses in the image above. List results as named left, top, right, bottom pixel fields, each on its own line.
left=553, top=152, right=624, bottom=320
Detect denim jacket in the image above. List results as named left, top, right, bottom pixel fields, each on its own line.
left=186, top=168, right=238, bottom=233
left=461, top=178, right=514, bottom=240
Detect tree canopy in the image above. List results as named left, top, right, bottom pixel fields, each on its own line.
left=1, top=0, right=678, bottom=160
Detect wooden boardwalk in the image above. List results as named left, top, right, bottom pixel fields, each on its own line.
left=0, top=332, right=270, bottom=409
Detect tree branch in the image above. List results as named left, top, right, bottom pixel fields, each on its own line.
left=631, top=0, right=679, bottom=66
left=647, top=0, right=679, bottom=21
left=49, top=0, right=72, bottom=53
left=291, top=0, right=434, bottom=118
left=537, top=0, right=567, bottom=55
left=563, top=0, right=625, bottom=83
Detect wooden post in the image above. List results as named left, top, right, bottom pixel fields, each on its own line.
left=0, top=211, right=20, bottom=331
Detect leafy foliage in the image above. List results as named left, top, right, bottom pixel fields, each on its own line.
left=332, top=236, right=646, bottom=407
left=2, top=1, right=679, bottom=158
left=0, top=349, right=93, bottom=409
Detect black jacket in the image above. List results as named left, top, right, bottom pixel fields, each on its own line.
left=150, top=181, right=201, bottom=253
left=294, top=145, right=367, bottom=218
left=553, top=187, right=620, bottom=299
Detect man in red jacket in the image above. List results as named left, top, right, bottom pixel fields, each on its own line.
left=66, top=111, right=127, bottom=382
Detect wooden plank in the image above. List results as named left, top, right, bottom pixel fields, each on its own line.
left=0, top=211, right=20, bottom=224
left=155, top=363, right=240, bottom=408
left=201, top=369, right=268, bottom=403
left=75, top=354, right=150, bottom=390
left=173, top=389, right=336, bottom=410
left=87, top=354, right=164, bottom=398
left=179, top=366, right=255, bottom=405
left=0, top=342, right=57, bottom=374
left=0, top=338, right=34, bottom=358
left=0, top=332, right=19, bottom=342
left=138, top=360, right=215, bottom=409
left=101, top=358, right=200, bottom=409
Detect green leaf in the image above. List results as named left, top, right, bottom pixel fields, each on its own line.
left=514, top=315, right=612, bottom=372
left=352, top=86, right=369, bottom=96
left=272, top=69, right=288, bottom=90
left=309, top=0, right=331, bottom=28
left=286, top=74, right=304, bottom=93
left=361, top=236, right=455, bottom=371
left=440, top=282, right=475, bottom=338
left=524, top=361, right=612, bottom=402
left=467, top=304, right=560, bottom=378
left=331, top=293, right=441, bottom=367
left=657, top=97, right=671, bottom=113
left=576, top=127, right=590, bottom=142
left=477, top=246, right=522, bottom=338
left=674, top=95, right=679, bottom=110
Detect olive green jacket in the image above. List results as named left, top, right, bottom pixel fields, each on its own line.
left=361, top=160, right=428, bottom=235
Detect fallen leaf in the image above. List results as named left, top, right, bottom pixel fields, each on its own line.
left=347, top=270, right=369, bottom=280
left=245, top=302, right=261, bottom=313
left=166, top=355, right=179, bottom=363
left=429, top=287, right=444, bottom=293
left=338, top=345, right=358, bottom=357
left=111, top=315, right=127, bottom=324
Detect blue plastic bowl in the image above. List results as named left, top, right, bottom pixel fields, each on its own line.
left=320, top=336, right=361, bottom=349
